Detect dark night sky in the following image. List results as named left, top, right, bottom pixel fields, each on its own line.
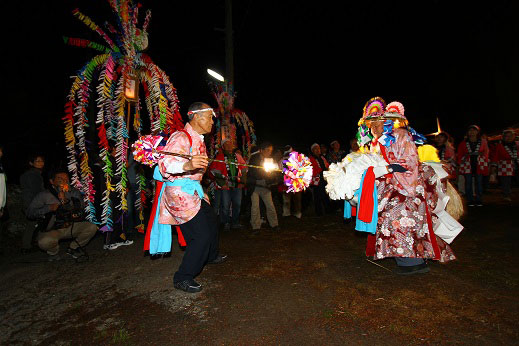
left=3, top=0, right=519, bottom=179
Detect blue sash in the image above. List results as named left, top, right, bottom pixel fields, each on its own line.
left=343, top=170, right=378, bottom=235
left=149, top=166, right=204, bottom=255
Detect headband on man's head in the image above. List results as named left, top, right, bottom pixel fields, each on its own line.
left=187, top=108, right=217, bottom=119
left=468, top=124, right=480, bottom=132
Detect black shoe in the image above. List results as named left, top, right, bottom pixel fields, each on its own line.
left=208, top=254, right=228, bottom=264
left=468, top=203, right=475, bottom=207
left=476, top=202, right=483, bottom=207
left=271, top=226, right=281, bottom=232
left=66, top=247, right=86, bottom=259
left=395, top=263, right=430, bottom=275
left=174, top=279, right=202, bottom=293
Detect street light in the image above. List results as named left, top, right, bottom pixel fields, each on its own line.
left=207, top=69, right=225, bottom=82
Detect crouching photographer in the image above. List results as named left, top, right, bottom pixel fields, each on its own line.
left=26, top=170, right=97, bottom=261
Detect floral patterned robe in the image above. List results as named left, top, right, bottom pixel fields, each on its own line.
left=158, top=123, right=209, bottom=225
left=371, top=128, right=455, bottom=263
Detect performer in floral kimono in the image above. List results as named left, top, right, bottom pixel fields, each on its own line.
left=352, top=97, right=457, bottom=275
left=152, top=102, right=227, bottom=293
left=456, top=125, right=489, bottom=206
left=490, top=129, right=518, bottom=202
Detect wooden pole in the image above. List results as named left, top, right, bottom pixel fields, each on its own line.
left=225, top=0, right=234, bottom=85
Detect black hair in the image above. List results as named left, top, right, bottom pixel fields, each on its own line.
left=260, top=141, right=273, bottom=150
left=28, top=153, right=45, bottom=163
left=49, top=168, right=69, bottom=180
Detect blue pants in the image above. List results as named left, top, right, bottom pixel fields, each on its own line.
left=395, top=257, right=425, bottom=267
left=464, top=173, right=483, bottom=203
left=221, top=188, right=242, bottom=225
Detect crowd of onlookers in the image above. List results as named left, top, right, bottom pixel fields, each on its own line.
left=0, top=124, right=517, bottom=260
left=206, top=124, right=518, bottom=235
left=434, top=125, right=518, bottom=206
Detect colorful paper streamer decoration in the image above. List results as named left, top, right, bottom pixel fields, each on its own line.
left=282, top=152, right=313, bottom=193
left=63, top=0, right=183, bottom=233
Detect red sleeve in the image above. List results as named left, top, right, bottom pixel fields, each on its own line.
left=310, top=157, right=321, bottom=177
left=235, top=153, right=247, bottom=172
left=480, top=139, right=489, bottom=159
left=490, top=143, right=500, bottom=164
left=445, top=145, right=455, bottom=161
left=457, top=141, right=467, bottom=164
left=207, top=151, right=226, bottom=179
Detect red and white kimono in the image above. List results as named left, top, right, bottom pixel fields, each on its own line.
left=457, top=138, right=490, bottom=175
left=158, top=123, right=209, bottom=225
left=491, top=141, right=519, bottom=177
left=368, top=129, right=455, bottom=263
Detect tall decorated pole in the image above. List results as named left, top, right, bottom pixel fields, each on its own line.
left=63, top=0, right=183, bottom=236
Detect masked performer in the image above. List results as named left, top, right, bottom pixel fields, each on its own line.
left=340, top=98, right=460, bottom=275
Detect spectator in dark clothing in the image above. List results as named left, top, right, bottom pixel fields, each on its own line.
left=20, top=154, right=45, bottom=252
left=27, top=170, right=97, bottom=261
left=309, top=143, right=330, bottom=216
left=248, top=142, right=280, bottom=231
left=320, top=143, right=329, bottom=158
left=327, top=140, right=346, bottom=164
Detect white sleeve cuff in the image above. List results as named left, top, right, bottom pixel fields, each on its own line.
left=373, top=166, right=389, bottom=178
left=165, top=161, right=186, bottom=175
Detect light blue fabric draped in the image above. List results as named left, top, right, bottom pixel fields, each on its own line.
left=343, top=170, right=378, bottom=235
left=148, top=167, right=204, bottom=255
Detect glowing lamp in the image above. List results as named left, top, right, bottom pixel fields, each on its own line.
left=263, top=158, right=277, bottom=172
left=124, top=74, right=139, bottom=102
left=207, top=69, right=225, bottom=82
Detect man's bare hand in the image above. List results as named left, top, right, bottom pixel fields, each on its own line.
left=183, top=156, right=209, bottom=171
left=49, top=203, right=60, bottom=212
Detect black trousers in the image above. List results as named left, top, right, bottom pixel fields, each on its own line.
left=174, top=200, right=220, bottom=283
left=312, top=183, right=328, bottom=216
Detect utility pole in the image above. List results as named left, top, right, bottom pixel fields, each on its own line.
left=225, top=0, right=234, bottom=85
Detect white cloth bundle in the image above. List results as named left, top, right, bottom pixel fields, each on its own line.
left=323, top=152, right=388, bottom=200
left=422, top=161, right=464, bottom=244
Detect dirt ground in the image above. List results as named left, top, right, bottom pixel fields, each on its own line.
left=1, top=187, right=518, bottom=345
